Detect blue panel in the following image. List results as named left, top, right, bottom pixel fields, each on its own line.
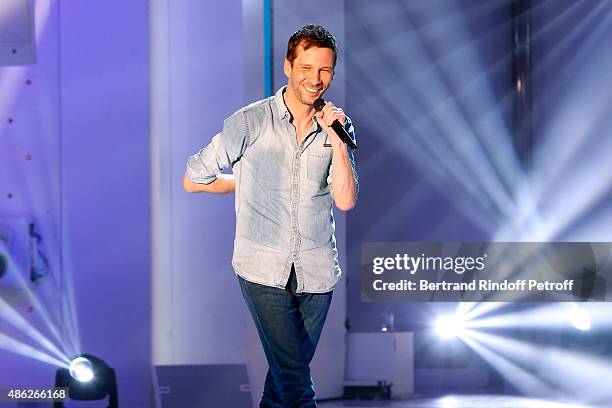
left=264, top=0, right=273, bottom=96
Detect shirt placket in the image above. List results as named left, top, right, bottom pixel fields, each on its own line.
left=289, top=123, right=318, bottom=258
left=290, top=143, right=302, bottom=262
left=286, top=113, right=321, bottom=292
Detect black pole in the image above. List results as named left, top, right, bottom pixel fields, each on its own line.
left=512, top=0, right=533, bottom=169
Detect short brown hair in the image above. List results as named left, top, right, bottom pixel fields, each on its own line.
left=286, top=24, right=337, bottom=67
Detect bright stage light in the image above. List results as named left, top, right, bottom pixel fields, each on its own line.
left=568, top=307, right=591, bottom=331
left=69, top=356, right=94, bottom=382
left=435, top=315, right=466, bottom=338
left=439, top=396, right=458, bottom=407
left=55, top=354, right=118, bottom=407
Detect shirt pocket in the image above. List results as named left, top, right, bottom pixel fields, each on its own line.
left=306, top=149, right=332, bottom=187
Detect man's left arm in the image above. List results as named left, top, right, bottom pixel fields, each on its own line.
left=316, top=103, right=358, bottom=211
left=330, top=142, right=358, bottom=211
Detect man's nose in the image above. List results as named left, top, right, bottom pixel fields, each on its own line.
left=309, top=70, right=321, bottom=83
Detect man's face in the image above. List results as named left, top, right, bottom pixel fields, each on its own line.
left=284, top=45, right=335, bottom=107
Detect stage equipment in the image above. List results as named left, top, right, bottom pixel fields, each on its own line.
left=435, top=315, right=466, bottom=339
left=54, top=354, right=118, bottom=407
left=569, top=307, right=591, bottom=331
left=0, top=217, right=49, bottom=291
left=345, top=332, right=414, bottom=400
left=313, top=98, right=357, bottom=149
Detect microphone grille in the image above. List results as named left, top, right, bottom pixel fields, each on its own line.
left=313, top=98, right=326, bottom=112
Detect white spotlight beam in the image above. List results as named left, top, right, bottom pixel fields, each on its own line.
left=432, top=1, right=609, bottom=232
left=460, top=301, right=511, bottom=322
left=352, top=1, right=598, bottom=233
left=468, top=303, right=611, bottom=331
left=55, top=246, right=81, bottom=358
left=532, top=1, right=611, bottom=83
left=0, top=0, right=81, bottom=360
left=494, top=4, right=612, bottom=242
left=462, top=331, right=561, bottom=398
left=393, top=33, right=516, bottom=221
left=1, top=262, right=70, bottom=357
left=0, top=332, right=68, bottom=368
left=348, top=26, right=512, bottom=227
left=435, top=314, right=466, bottom=339
left=465, top=329, right=612, bottom=404
left=0, top=296, right=70, bottom=364
left=427, top=1, right=612, bottom=244
left=390, top=0, right=589, bottom=200
left=568, top=306, right=591, bottom=331
left=349, top=74, right=502, bottom=232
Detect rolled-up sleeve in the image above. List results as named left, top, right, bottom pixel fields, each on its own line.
left=327, top=116, right=359, bottom=195
left=185, top=110, right=250, bottom=184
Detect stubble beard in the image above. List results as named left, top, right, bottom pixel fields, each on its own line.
left=291, top=81, right=322, bottom=107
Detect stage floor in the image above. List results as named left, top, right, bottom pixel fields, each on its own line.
left=318, top=395, right=599, bottom=408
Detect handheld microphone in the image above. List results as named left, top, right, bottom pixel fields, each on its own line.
left=314, top=99, right=357, bottom=149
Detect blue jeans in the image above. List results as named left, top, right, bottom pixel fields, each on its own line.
left=238, top=265, right=333, bottom=408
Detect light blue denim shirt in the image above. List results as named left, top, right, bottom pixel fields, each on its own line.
left=185, top=86, right=357, bottom=293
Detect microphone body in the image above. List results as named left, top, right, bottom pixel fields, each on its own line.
left=314, top=99, right=357, bottom=149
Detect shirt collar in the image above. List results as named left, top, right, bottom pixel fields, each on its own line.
left=275, top=86, right=290, bottom=119
left=274, top=86, right=320, bottom=128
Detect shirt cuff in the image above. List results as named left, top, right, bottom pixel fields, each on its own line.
left=184, top=166, right=217, bottom=185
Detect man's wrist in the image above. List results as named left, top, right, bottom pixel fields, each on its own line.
left=332, top=140, right=348, bottom=155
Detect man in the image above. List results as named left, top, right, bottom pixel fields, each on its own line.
left=183, top=24, right=357, bottom=407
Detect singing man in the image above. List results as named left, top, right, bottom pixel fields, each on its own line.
left=183, top=24, right=358, bottom=407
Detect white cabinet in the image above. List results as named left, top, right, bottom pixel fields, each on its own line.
left=345, top=332, right=415, bottom=399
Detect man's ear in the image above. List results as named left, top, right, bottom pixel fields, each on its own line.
left=283, top=58, right=291, bottom=78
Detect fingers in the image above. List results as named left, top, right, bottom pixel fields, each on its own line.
left=320, top=101, right=346, bottom=127
left=314, top=111, right=325, bottom=124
